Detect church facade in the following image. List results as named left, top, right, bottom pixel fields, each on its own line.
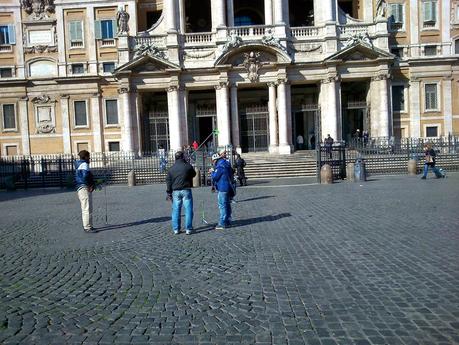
left=0, top=0, right=458, bottom=155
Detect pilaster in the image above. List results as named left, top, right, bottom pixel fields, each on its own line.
left=230, top=84, right=241, bottom=153
left=18, top=97, right=30, bottom=155
left=409, top=78, right=421, bottom=137
left=319, top=76, right=340, bottom=141
left=264, top=0, right=273, bottom=25
left=119, top=87, right=134, bottom=152
left=409, top=0, right=419, bottom=57
left=277, top=79, right=292, bottom=154
left=215, top=82, right=231, bottom=147
left=90, top=93, right=103, bottom=152
left=56, top=6, right=67, bottom=77
left=371, top=74, right=391, bottom=138
left=268, top=82, right=278, bottom=153
left=442, top=0, right=451, bottom=55
left=60, top=95, right=72, bottom=154
left=86, top=6, right=98, bottom=74
left=167, top=85, right=183, bottom=151
left=443, top=78, right=453, bottom=135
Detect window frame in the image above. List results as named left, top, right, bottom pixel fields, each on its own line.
left=1, top=103, right=17, bottom=132
left=107, top=141, right=121, bottom=152
left=68, top=20, right=84, bottom=49
left=391, top=84, right=407, bottom=113
left=421, top=0, right=438, bottom=29
left=424, top=45, right=437, bottom=56
left=2, top=143, right=19, bottom=156
left=102, top=62, right=116, bottom=74
left=423, top=123, right=441, bottom=138
left=71, top=63, right=85, bottom=75
left=75, top=140, right=90, bottom=153
left=0, top=25, right=15, bottom=45
left=423, top=82, right=440, bottom=112
left=104, top=99, right=119, bottom=127
left=73, top=100, right=89, bottom=128
left=389, top=2, right=405, bottom=32
left=0, top=67, right=13, bottom=78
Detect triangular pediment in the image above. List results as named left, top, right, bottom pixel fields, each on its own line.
left=114, top=53, right=180, bottom=75
left=325, top=42, right=394, bottom=62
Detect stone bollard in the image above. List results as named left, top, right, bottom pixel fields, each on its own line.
left=193, top=168, right=201, bottom=187
left=407, top=159, right=417, bottom=175
left=320, top=164, right=333, bottom=184
left=346, top=163, right=356, bottom=182
left=127, top=170, right=136, bottom=187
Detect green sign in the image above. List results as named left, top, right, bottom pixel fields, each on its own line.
left=213, top=129, right=220, bottom=135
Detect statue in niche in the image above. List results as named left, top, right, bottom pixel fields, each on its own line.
left=243, top=51, right=261, bottom=83
left=116, top=7, right=130, bottom=35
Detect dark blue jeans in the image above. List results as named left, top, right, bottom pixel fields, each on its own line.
left=422, top=164, right=442, bottom=178
left=217, top=191, right=232, bottom=227
left=172, top=189, right=193, bottom=231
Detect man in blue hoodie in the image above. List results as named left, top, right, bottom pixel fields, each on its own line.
left=75, top=150, right=95, bottom=232
left=211, top=150, right=235, bottom=230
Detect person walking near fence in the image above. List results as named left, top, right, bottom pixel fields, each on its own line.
left=234, top=154, right=247, bottom=186
left=75, top=150, right=95, bottom=232
left=210, top=152, right=235, bottom=230
left=324, top=134, right=334, bottom=159
left=166, top=151, right=197, bottom=235
left=421, top=143, right=444, bottom=179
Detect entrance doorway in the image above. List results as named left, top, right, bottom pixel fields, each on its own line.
left=240, top=104, right=269, bottom=152
left=341, top=82, right=370, bottom=143
left=141, top=92, right=169, bottom=152
left=291, top=85, right=319, bottom=150
left=188, top=90, right=217, bottom=149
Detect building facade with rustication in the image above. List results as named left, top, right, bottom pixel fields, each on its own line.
left=0, top=0, right=458, bottom=155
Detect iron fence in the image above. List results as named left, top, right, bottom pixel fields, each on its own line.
left=0, top=146, right=235, bottom=190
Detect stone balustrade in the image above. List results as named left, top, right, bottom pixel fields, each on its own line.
left=337, top=23, right=376, bottom=37
left=227, top=25, right=274, bottom=38
left=290, top=26, right=322, bottom=38
left=183, top=33, right=214, bottom=45
left=134, top=35, right=167, bottom=48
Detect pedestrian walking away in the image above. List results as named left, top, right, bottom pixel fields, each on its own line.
left=421, top=143, right=445, bottom=179
left=324, top=134, right=334, bottom=159
left=234, top=154, right=247, bottom=186
left=210, top=151, right=235, bottom=230
left=75, top=150, right=96, bottom=232
left=166, top=151, right=197, bottom=235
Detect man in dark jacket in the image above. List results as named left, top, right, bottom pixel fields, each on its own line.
left=166, top=151, right=196, bottom=235
left=211, top=152, right=235, bottom=230
left=75, top=150, right=95, bottom=232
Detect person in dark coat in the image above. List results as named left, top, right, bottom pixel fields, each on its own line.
left=166, top=151, right=196, bottom=235
left=234, top=154, right=247, bottom=186
left=421, top=143, right=444, bottom=179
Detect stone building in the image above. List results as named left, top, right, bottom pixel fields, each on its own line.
left=0, top=0, right=458, bottom=155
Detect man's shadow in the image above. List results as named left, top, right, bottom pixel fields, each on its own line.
left=95, top=216, right=170, bottom=232
left=195, top=213, right=291, bottom=233
left=236, top=195, right=275, bottom=203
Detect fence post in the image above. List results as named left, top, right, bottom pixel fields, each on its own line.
left=41, top=157, right=45, bottom=188
left=58, top=157, right=63, bottom=188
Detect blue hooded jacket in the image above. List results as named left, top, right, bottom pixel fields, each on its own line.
left=74, top=159, right=94, bottom=190
left=211, top=158, right=234, bottom=193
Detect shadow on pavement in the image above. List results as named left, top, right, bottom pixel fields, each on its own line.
left=236, top=195, right=275, bottom=202
left=95, top=216, right=171, bottom=232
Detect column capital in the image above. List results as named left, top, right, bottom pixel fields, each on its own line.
left=277, top=78, right=289, bottom=85
left=215, top=81, right=229, bottom=90
left=92, top=92, right=101, bottom=98
left=321, top=76, right=340, bottom=84
left=118, top=87, right=131, bottom=94
left=60, top=94, right=70, bottom=99
left=20, top=96, right=29, bottom=101
left=371, top=73, right=391, bottom=82
left=166, top=85, right=179, bottom=93
left=267, top=81, right=278, bottom=87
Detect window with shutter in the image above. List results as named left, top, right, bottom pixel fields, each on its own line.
left=2, top=104, right=16, bottom=130
left=105, top=100, right=119, bottom=125
left=69, top=21, right=84, bottom=48
left=101, top=20, right=114, bottom=39
left=423, top=1, right=437, bottom=27
left=74, top=101, right=87, bottom=127
left=425, top=84, right=437, bottom=110
left=0, top=26, right=9, bottom=44
left=389, top=3, right=404, bottom=30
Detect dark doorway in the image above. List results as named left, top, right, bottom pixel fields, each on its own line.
left=338, top=0, right=357, bottom=18
left=141, top=92, right=169, bottom=152
left=234, top=0, right=264, bottom=26
left=289, top=0, right=314, bottom=26
left=185, top=0, right=211, bottom=32
left=198, top=116, right=216, bottom=145
left=341, top=82, right=369, bottom=143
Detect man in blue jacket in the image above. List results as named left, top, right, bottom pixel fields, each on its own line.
left=211, top=151, right=235, bottom=230
left=75, top=150, right=95, bottom=232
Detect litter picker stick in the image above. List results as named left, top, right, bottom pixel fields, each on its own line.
left=201, top=200, right=208, bottom=224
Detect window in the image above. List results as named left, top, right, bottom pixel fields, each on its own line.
left=0, top=25, right=15, bottom=45
left=72, top=64, right=84, bottom=74
left=108, top=141, right=120, bottom=151
left=0, top=68, right=12, bottom=78
left=5, top=145, right=17, bottom=156
left=95, top=20, right=116, bottom=39
left=105, top=100, right=118, bottom=125
left=424, top=84, right=438, bottom=110
left=74, top=101, right=88, bottom=127
left=391, top=47, right=403, bottom=58
left=103, top=62, right=115, bottom=73
left=422, top=1, right=437, bottom=27
left=392, top=85, right=405, bottom=112
left=426, top=126, right=438, bottom=137
left=424, top=45, right=437, bottom=56
left=2, top=104, right=16, bottom=130
left=69, top=21, right=84, bottom=47
left=389, top=3, right=404, bottom=30
left=77, top=142, right=89, bottom=152
left=455, top=39, right=459, bottom=54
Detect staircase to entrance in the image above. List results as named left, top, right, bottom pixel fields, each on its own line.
left=241, top=151, right=318, bottom=179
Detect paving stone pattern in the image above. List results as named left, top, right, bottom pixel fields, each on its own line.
left=0, top=175, right=459, bottom=345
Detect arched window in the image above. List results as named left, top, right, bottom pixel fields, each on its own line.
left=29, top=60, right=56, bottom=77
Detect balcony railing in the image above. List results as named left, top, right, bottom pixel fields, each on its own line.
left=183, top=32, right=214, bottom=44
left=337, top=24, right=375, bottom=36
left=134, top=35, right=167, bottom=48
left=227, top=25, right=274, bottom=38
left=290, top=26, right=322, bottom=38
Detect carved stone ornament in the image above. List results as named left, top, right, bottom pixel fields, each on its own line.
left=344, top=32, right=374, bottom=49
left=31, top=95, right=51, bottom=104
left=243, top=51, right=261, bottom=83
left=133, top=43, right=167, bottom=59
left=293, top=43, right=323, bottom=53
left=221, top=30, right=242, bottom=55
left=371, top=73, right=391, bottom=81
left=37, top=123, right=55, bottom=133
left=21, top=0, right=55, bottom=20
left=116, top=7, right=130, bottom=35
left=320, top=76, right=339, bottom=84
left=117, top=87, right=130, bottom=94
left=261, top=29, right=288, bottom=53
left=183, top=49, right=215, bottom=60
left=24, top=45, right=57, bottom=54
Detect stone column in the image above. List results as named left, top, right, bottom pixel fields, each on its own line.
left=215, top=82, right=231, bottom=146
left=442, top=0, right=451, bottom=55
left=165, top=0, right=177, bottom=32
left=274, top=0, right=285, bottom=24
left=119, top=87, right=134, bottom=152
left=212, top=0, right=226, bottom=30
left=179, top=0, right=186, bottom=33
left=265, top=0, right=274, bottom=25
left=319, top=77, right=340, bottom=141
left=90, top=93, right=103, bottom=152
left=227, top=0, right=234, bottom=26
left=409, top=78, right=421, bottom=137
left=179, top=87, right=189, bottom=144
left=409, top=0, right=419, bottom=57
left=277, top=80, right=292, bottom=154
left=86, top=6, right=98, bottom=74
left=13, top=8, right=25, bottom=78
left=167, top=86, right=183, bottom=151
left=443, top=78, right=453, bottom=135
left=56, top=7, right=67, bottom=77
left=371, top=74, right=390, bottom=138
left=60, top=95, right=72, bottom=154
left=230, top=84, right=241, bottom=152
left=18, top=97, right=30, bottom=155
left=268, top=82, right=278, bottom=153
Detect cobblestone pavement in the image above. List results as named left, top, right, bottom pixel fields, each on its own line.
left=1, top=174, right=459, bottom=345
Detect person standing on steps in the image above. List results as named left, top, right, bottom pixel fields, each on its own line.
left=234, top=154, right=247, bottom=186
left=210, top=151, right=235, bottom=230
left=166, top=151, right=196, bottom=235
left=324, top=134, right=334, bottom=159
left=75, top=150, right=95, bottom=233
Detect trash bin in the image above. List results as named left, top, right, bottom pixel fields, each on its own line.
left=354, top=158, right=366, bottom=182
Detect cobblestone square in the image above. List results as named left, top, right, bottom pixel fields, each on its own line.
left=1, top=175, right=458, bottom=345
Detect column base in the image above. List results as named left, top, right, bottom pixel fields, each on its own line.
left=268, top=145, right=279, bottom=154
left=278, top=144, right=292, bottom=155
